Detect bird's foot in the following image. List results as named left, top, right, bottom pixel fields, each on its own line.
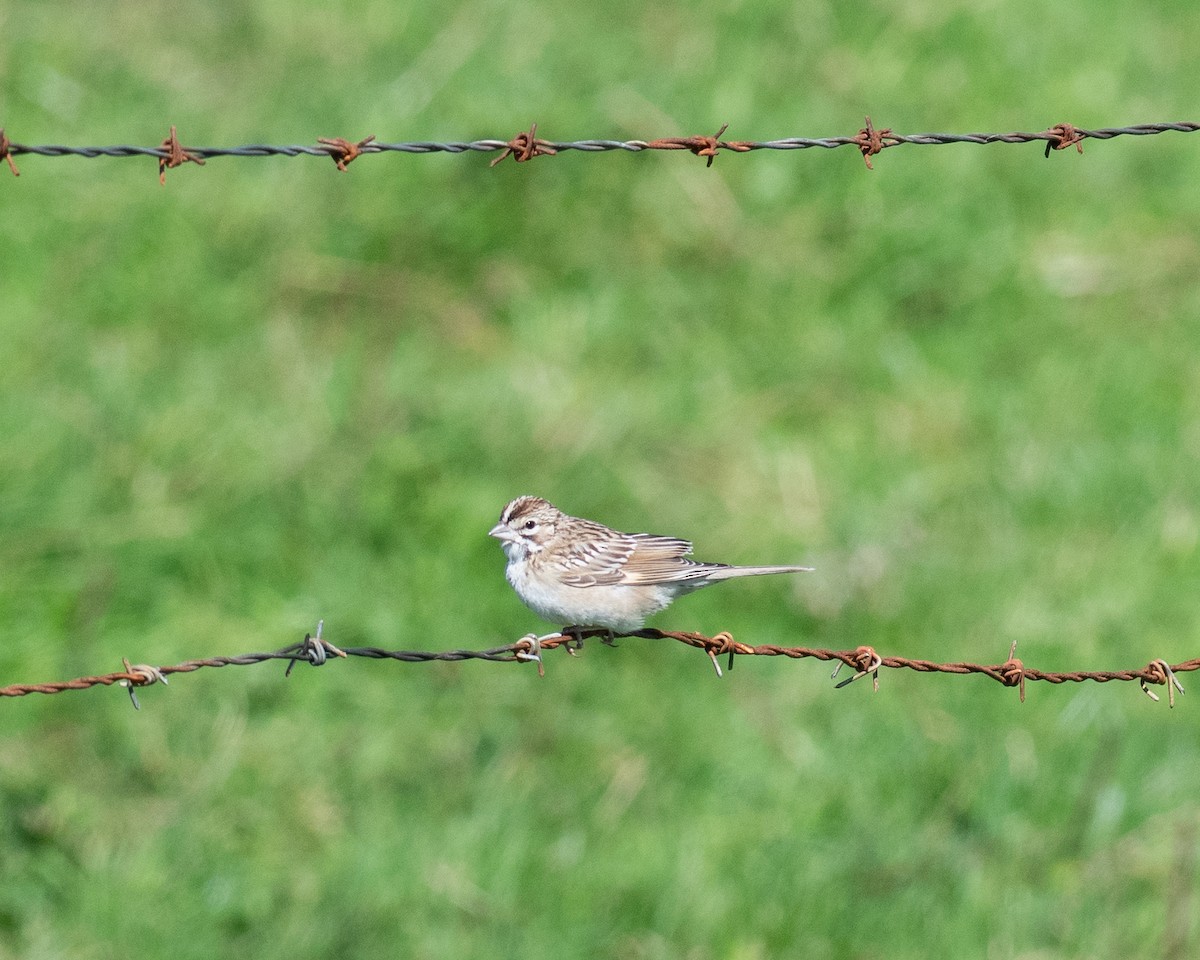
left=559, top=625, right=619, bottom=652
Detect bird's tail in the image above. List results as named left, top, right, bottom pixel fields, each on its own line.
left=703, top=563, right=814, bottom=581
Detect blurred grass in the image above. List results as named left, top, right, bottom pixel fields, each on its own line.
left=2, top=0, right=1200, bottom=957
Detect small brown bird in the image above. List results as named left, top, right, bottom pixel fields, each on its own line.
left=489, top=496, right=812, bottom=632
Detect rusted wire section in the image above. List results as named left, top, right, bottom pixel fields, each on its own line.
left=489, top=123, right=558, bottom=166
left=645, top=123, right=754, bottom=167
left=1, top=121, right=1194, bottom=174
left=157, top=125, right=205, bottom=184
left=0, top=626, right=1193, bottom=709
left=1044, top=122, right=1086, bottom=158
left=317, top=134, right=376, bottom=171
left=0, top=129, right=18, bottom=176
left=851, top=116, right=899, bottom=169
left=517, top=629, right=1194, bottom=709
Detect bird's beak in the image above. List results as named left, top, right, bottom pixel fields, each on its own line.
left=488, top=523, right=513, bottom=541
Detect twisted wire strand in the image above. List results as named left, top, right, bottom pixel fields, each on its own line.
left=0, top=627, right=1192, bottom=708
left=1, top=121, right=1196, bottom=175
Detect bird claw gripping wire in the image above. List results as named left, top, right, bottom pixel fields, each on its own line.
left=556, top=626, right=617, bottom=653
left=284, top=620, right=348, bottom=677
left=1141, top=659, right=1185, bottom=708
left=831, top=646, right=882, bottom=691
left=119, top=659, right=168, bottom=710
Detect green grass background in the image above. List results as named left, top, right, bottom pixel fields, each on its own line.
left=3, top=1, right=1199, bottom=957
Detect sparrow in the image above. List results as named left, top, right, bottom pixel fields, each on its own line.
left=489, top=495, right=812, bottom=632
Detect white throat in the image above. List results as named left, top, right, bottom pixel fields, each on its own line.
left=502, top=537, right=542, bottom=563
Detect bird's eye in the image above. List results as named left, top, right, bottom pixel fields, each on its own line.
left=523, top=520, right=536, bottom=530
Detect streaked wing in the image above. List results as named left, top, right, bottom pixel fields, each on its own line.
left=557, top=531, right=696, bottom=587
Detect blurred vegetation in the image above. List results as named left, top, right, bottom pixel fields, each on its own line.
left=2, top=0, right=1199, bottom=957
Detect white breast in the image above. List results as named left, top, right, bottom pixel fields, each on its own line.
left=504, top=556, right=675, bottom=632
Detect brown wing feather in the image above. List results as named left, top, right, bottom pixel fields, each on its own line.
left=558, top=532, right=701, bottom=587
left=552, top=521, right=637, bottom=587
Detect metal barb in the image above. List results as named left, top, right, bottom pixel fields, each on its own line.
left=157, top=125, right=205, bottom=184
left=1141, top=659, right=1186, bottom=708
left=1043, top=122, right=1086, bottom=158
left=706, top=631, right=738, bottom=676
left=489, top=123, right=557, bottom=167
left=317, top=134, right=376, bottom=171
left=831, top=647, right=882, bottom=691
left=0, top=129, right=18, bottom=176
left=285, top=619, right=346, bottom=676
left=118, top=657, right=168, bottom=710
left=854, top=116, right=895, bottom=170
left=515, top=633, right=547, bottom=678
left=1001, top=639, right=1027, bottom=703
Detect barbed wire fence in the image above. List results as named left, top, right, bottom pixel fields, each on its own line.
left=3, top=117, right=1196, bottom=710
left=1, top=119, right=1197, bottom=181
left=0, top=621, right=1190, bottom=709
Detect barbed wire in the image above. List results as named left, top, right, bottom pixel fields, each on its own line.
left=1, top=120, right=1197, bottom=179
left=0, top=622, right=1190, bottom=709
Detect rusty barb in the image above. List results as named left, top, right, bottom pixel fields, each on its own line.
left=1, top=120, right=1194, bottom=178
left=0, top=129, right=18, bottom=176
left=646, top=123, right=754, bottom=167
left=0, top=625, right=1194, bottom=711
left=317, top=134, right=377, bottom=171
left=489, top=123, right=558, bottom=167
left=852, top=116, right=900, bottom=169
left=157, top=125, right=205, bottom=184
left=1141, top=658, right=1186, bottom=708
left=1044, top=121, right=1086, bottom=157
